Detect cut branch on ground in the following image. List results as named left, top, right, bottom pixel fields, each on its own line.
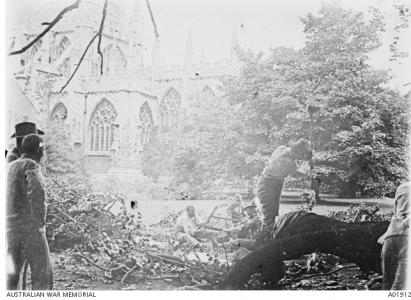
left=220, top=213, right=388, bottom=289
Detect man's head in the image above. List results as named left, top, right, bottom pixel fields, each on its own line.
left=21, top=134, right=44, bottom=162
left=186, top=205, right=195, bottom=218
left=11, top=122, right=44, bottom=151
left=234, top=194, right=242, bottom=206
left=244, top=205, right=257, bottom=218
left=290, top=138, right=312, bottom=161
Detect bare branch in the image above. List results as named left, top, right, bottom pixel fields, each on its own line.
left=146, top=0, right=160, bottom=38
left=294, top=263, right=359, bottom=281
left=9, top=0, right=81, bottom=56
left=97, top=0, right=108, bottom=75
left=120, top=264, right=139, bottom=283
left=59, top=0, right=108, bottom=93
left=59, top=33, right=98, bottom=93
left=73, top=253, right=110, bottom=272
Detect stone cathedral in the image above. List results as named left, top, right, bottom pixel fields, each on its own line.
left=7, top=0, right=240, bottom=179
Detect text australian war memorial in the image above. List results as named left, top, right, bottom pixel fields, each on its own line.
left=6, top=0, right=241, bottom=180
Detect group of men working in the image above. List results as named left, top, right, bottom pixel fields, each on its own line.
left=175, top=198, right=261, bottom=250
left=6, top=122, right=409, bottom=290
left=173, top=138, right=409, bottom=290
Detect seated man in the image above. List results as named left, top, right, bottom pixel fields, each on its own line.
left=227, top=204, right=263, bottom=250
left=227, top=195, right=243, bottom=225
left=175, top=205, right=205, bottom=246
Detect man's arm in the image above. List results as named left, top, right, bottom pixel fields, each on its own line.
left=25, top=162, right=46, bottom=229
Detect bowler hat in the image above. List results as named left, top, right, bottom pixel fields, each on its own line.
left=10, top=122, right=44, bottom=138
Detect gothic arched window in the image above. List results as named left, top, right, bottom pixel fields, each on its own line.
left=58, top=58, right=71, bottom=77
left=55, top=36, right=71, bottom=61
left=27, top=40, right=42, bottom=62
left=140, top=102, right=153, bottom=146
left=102, top=44, right=127, bottom=75
left=89, top=99, right=117, bottom=152
left=160, top=88, right=181, bottom=128
left=50, top=103, right=68, bottom=122
left=201, top=86, right=216, bottom=99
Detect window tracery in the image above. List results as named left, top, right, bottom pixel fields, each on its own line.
left=160, top=88, right=181, bottom=128
left=89, top=99, right=117, bottom=152
left=140, top=102, right=153, bottom=146
left=102, top=44, right=127, bottom=75
left=50, top=103, right=68, bottom=122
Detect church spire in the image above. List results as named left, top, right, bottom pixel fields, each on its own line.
left=184, top=29, right=194, bottom=68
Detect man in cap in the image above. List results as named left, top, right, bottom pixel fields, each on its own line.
left=7, top=133, right=53, bottom=290
left=6, top=122, right=44, bottom=163
left=257, top=138, right=312, bottom=231
left=225, top=204, right=262, bottom=251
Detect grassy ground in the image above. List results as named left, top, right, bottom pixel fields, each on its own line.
left=136, top=197, right=393, bottom=225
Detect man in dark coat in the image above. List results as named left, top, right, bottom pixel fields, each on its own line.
left=257, top=138, right=312, bottom=231
left=6, top=122, right=44, bottom=163
left=7, top=134, right=53, bottom=290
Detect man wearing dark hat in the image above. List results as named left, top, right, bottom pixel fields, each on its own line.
left=257, top=138, right=312, bottom=231
left=7, top=133, right=53, bottom=290
left=226, top=204, right=262, bottom=251
left=6, top=122, right=44, bottom=163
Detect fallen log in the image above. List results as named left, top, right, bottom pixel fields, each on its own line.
left=220, top=212, right=388, bottom=289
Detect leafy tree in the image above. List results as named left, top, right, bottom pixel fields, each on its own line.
left=224, top=4, right=409, bottom=197
left=142, top=4, right=408, bottom=199
left=43, top=121, right=79, bottom=174
left=141, top=94, right=238, bottom=199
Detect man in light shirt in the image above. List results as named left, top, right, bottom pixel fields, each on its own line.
left=379, top=181, right=409, bottom=290
left=257, top=138, right=312, bottom=231
left=175, top=205, right=205, bottom=246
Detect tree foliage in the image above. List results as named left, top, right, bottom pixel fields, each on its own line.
left=43, top=121, right=80, bottom=174
left=224, top=5, right=409, bottom=197
left=142, top=4, right=409, bottom=198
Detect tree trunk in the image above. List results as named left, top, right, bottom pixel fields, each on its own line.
left=220, top=213, right=388, bottom=289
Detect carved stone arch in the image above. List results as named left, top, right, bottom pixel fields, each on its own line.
left=58, top=58, right=71, bottom=77
left=201, top=85, right=216, bottom=98
left=50, top=102, right=68, bottom=122
left=160, top=88, right=181, bottom=128
left=27, top=40, right=42, bottom=62
left=139, top=102, right=154, bottom=146
left=54, top=36, right=71, bottom=62
left=102, top=43, right=127, bottom=75
left=89, top=99, right=117, bottom=152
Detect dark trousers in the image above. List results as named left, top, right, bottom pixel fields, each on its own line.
left=381, top=235, right=408, bottom=290
left=257, top=176, right=284, bottom=230
left=7, top=227, right=53, bottom=290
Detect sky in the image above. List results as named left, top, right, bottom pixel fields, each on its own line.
left=6, top=0, right=411, bottom=91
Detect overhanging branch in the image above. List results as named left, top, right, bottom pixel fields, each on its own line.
left=9, top=0, right=81, bottom=56
left=97, top=0, right=108, bottom=75
left=59, top=0, right=108, bottom=93
left=58, top=33, right=98, bottom=93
